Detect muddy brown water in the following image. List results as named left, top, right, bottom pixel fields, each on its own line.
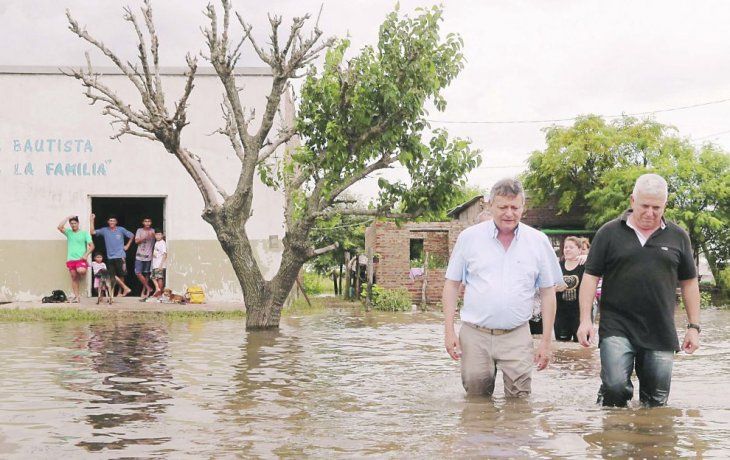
left=1, top=308, right=729, bottom=458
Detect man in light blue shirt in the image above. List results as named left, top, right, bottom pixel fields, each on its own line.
left=443, top=178, right=562, bottom=397
left=91, top=214, right=134, bottom=297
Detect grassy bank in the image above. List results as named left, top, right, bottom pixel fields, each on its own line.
left=0, top=297, right=359, bottom=323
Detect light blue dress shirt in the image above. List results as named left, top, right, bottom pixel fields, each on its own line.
left=445, top=220, right=563, bottom=329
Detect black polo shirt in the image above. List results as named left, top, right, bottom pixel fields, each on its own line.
left=585, top=210, right=696, bottom=351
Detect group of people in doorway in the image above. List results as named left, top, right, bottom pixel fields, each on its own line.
left=443, top=173, right=700, bottom=408
left=58, top=214, right=168, bottom=302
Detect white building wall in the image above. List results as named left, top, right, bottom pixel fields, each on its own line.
left=0, top=67, right=287, bottom=301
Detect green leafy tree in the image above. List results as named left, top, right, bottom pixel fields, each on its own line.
left=524, top=115, right=729, bottom=283
left=66, top=1, right=480, bottom=329
left=416, top=184, right=486, bottom=221
left=586, top=139, right=730, bottom=273
left=308, top=208, right=369, bottom=294
left=523, top=115, right=669, bottom=213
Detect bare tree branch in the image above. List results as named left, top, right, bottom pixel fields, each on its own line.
left=236, top=12, right=272, bottom=65
left=319, top=209, right=419, bottom=219
left=308, top=242, right=339, bottom=257
left=218, top=99, right=246, bottom=161
left=189, top=152, right=230, bottom=199
left=173, top=54, right=198, bottom=128
left=122, top=6, right=156, bottom=107
left=258, top=127, right=296, bottom=163
left=322, top=156, right=398, bottom=209
left=141, top=0, right=166, bottom=110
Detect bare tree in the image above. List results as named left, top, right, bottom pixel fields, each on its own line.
left=65, top=0, right=332, bottom=329
left=65, top=1, right=479, bottom=329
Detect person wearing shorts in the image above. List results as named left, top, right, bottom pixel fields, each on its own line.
left=57, top=215, right=94, bottom=303
left=134, top=218, right=156, bottom=298
left=91, top=214, right=134, bottom=296
left=150, top=231, right=167, bottom=297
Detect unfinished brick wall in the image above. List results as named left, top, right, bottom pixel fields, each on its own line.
left=367, top=221, right=466, bottom=306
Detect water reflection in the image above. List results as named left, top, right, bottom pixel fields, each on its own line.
left=584, top=407, right=678, bottom=458
left=63, top=322, right=174, bottom=451
left=0, top=309, right=729, bottom=457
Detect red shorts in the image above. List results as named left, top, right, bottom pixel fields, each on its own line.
left=66, top=259, right=89, bottom=271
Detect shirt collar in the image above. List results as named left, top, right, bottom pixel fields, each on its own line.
left=488, top=220, right=522, bottom=240
left=621, top=209, right=666, bottom=230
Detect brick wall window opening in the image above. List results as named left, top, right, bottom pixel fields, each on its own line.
left=410, top=238, right=424, bottom=267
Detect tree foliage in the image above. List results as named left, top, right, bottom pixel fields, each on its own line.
left=523, top=115, right=669, bottom=213
left=65, top=1, right=479, bottom=329
left=524, top=115, right=730, bottom=284
left=293, top=6, right=481, bottom=222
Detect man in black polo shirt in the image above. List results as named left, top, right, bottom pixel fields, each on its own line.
left=577, top=173, right=701, bottom=407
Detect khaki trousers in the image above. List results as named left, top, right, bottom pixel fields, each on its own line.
left=459, top=322, right=534, bottom=397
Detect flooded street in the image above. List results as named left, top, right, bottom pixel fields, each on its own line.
left=1, top=308, right=729, bottom=458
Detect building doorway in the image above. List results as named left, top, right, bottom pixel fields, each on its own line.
left=90, top=197, right=166, bottom=297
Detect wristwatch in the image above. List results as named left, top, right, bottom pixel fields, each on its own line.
left=687, top=323, right=701, bottom=333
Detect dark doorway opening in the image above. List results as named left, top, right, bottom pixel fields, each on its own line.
left=90, top=197, right=165, bottom=297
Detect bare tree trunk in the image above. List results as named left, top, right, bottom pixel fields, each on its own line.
left=355, top=255, right=361, bottom=300
left=344, top=252, right=351, bottom=300
left=701, top=242, right=721, bottom=286
left=295, top=274, right=313, bottom=308
left=205, top=209, right=309, bottom=329
left=421, top=252, right=429, bottom=310
left=338, top=263, right=343, bottom=297
left=366, top=247, right=374, bottom=309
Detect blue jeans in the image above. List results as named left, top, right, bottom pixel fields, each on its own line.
left=598, top=336, right=674, bottom=407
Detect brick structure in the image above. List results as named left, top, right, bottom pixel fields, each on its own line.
left=365, top=221, right=466, bottom=307
left=364, top=194, right=592, bottom=307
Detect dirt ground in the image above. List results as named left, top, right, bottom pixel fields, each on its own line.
left=0, top=296, right=244, bottom=312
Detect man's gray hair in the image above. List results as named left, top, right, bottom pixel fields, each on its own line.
left=633, top=173, right=668, bottom=199
left=488, top=178, right=525, bottom=203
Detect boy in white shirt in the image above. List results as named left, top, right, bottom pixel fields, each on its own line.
left=150, top=231, right=168, bottom=297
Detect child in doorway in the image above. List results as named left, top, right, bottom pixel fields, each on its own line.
left=150, top=231, right=167, bottom=298
left=90, top=253, right=108, bottom=290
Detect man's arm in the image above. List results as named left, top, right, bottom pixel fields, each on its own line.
left=89, top=214, right=96, bottom=235
left=134, top=228, right=153, bottom=244
left=442, top=279, right=462, bottom=361
left=535, top=286, right=555, bottom=371
left=123, top=228, right=134, bottom=250
left=83, top=241, right=95, bottom=260
left=577, top=274, right=600, bottom=347
left=679, top=277, right=701, bottom=354
left=57, top=216, right=72, bottom=234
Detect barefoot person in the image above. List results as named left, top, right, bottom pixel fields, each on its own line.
left=90, top=214, right=134, bottom=297
left=150, top=231, right=168, bottom=298
left=134, top=218, right=155, bottom=299
left=57, top=215, right=94, bottom=303
left=577, top=173, right=701, bottom=407
left=442, top=178, right=563, bottom=397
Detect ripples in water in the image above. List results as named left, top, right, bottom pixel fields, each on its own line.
left=1, top=309, right=729, bottom=458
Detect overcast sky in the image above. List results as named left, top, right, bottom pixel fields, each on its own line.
left=3, top=0, right=730, bottom=194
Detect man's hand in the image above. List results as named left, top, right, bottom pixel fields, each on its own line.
left=682, top=328, right=700, bottom=354
left=124, top=244, right=131, bottom=251
left=534, top=339, right=551, bottom=371
left=445, top=327, right=461, bottom=361
left=577, top=320, right=596, bottom=347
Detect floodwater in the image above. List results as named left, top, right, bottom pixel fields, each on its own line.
left=1, top=309, right=729, bottom=459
